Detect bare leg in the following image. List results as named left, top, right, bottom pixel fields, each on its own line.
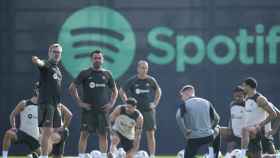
left=41, top=127, right=53, bottom=156
left=78, top=131, right=89, bottom=154
left=2, top=129, right=17, bottom=151
left=98, top=133, right=108, bottom=153
left=146, top=129, right=156, bottom=156
left=109, top=134, right=120, bottom=154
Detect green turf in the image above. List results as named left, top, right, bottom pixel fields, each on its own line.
left=9, top=156, right=178, bottom=158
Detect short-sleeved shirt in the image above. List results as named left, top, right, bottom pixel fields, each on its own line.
left=74, top=68, right=115, bottom=108
left=122, top=75, right=160, bottom=111
left=112, top=105, right=141, bottom=140
left=38, top=60, right=62, bottom=106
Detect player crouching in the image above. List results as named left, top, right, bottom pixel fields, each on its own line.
left=109, top=98, right=143, bottom=158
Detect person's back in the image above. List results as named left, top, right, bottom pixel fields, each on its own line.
left=176, top=85, right=220, bottom=158
left=182, top=97, right=214, bottom=139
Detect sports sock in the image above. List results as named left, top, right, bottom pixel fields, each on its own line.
left=2, top=150, right=8, bottom=158
left=79, top=153, right=85, bottom=158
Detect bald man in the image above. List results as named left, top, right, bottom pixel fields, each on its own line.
left=120, top=60, right=162, bottom=158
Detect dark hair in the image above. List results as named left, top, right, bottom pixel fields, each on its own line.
left=126, top=98, right=138, bottom=107
left=243, top=77, right=258, bottom=89
left=233, top=85, right=244, bottom=93
left=90, top=50, right=102, bottom=58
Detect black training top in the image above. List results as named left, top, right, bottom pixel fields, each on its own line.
left=38, top=60, right=62, bottom=106
left=74, top=68, right=115, bottom=108
left=122, top=75, right=160, bottom=111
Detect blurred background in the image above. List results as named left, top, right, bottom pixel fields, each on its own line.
left=1, top=0, right=280, bottom=155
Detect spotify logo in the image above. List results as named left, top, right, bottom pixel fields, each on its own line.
left=58, top=6, right=136, bottom=79
left=58, top=6, right=279, bottom=77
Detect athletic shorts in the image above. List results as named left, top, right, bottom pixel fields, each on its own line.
left=80, top=109, right=109, bottom=134
left=141, top=110, right=156, bottom=131
left=38, top=104, right=61, bottom=128
left=52, top=128, right=69, bottom=156
left=248, top=130, right=262, bottom=154
left=185, top=135, right=214, bottom=158
left=14, top=130, right=40, bottom=151
left=227, top=133, right=241, bottom=148
left=261, top=136, right=275, bottom=154
left=114, top=131, right=134, bottom=152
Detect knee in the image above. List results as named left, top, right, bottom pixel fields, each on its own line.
left=5, top=130, right=16, bottom=139
left=99, top=134, right=107, bottom=141
left=111, top=136, right=119, bottom=145
left=42, top=128, right=53, bottom=137
left=241, top=127, right=249, bottom=136
left=80, top=132, right=89, bottom=140
left=147, top=130, right=155, bottom=138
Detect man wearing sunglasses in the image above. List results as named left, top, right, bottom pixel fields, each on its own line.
left=32, top=43, right=63, bottom=158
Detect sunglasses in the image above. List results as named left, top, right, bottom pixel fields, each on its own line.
left=52, top=50, right=61, bottom=54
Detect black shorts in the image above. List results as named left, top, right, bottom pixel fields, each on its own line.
left=52, top=128, right=69, bottom=156
left=185, top=135, right=214, bottom=158
left=227, top=134, right=241, bottom=148
left=115, top=131, right=134, bottom=152
left=14, top=130, right=40, bottom=151
left=261, top=137, right=275, bottom=154
left=39, top=104, right=61, bottom=128
left=80, top=109, right=109, bottom=134
left=141, top=110, right=156, bottom=131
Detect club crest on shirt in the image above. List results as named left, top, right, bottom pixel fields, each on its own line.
left=89, top=82, right=96, bottom=88
left=28, top=114, right=33, bottom=119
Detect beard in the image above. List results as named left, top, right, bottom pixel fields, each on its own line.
left=93, top=62, right=102, bottom=69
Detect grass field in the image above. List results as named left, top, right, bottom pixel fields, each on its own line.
left=9, top=156, right=178, bottom=158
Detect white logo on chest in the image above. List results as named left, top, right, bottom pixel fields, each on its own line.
left=135, top=88, right=150, bottom=94
left=89, top=82, right=96, bottom=88
left=89, top=82, right=106, bottom=88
